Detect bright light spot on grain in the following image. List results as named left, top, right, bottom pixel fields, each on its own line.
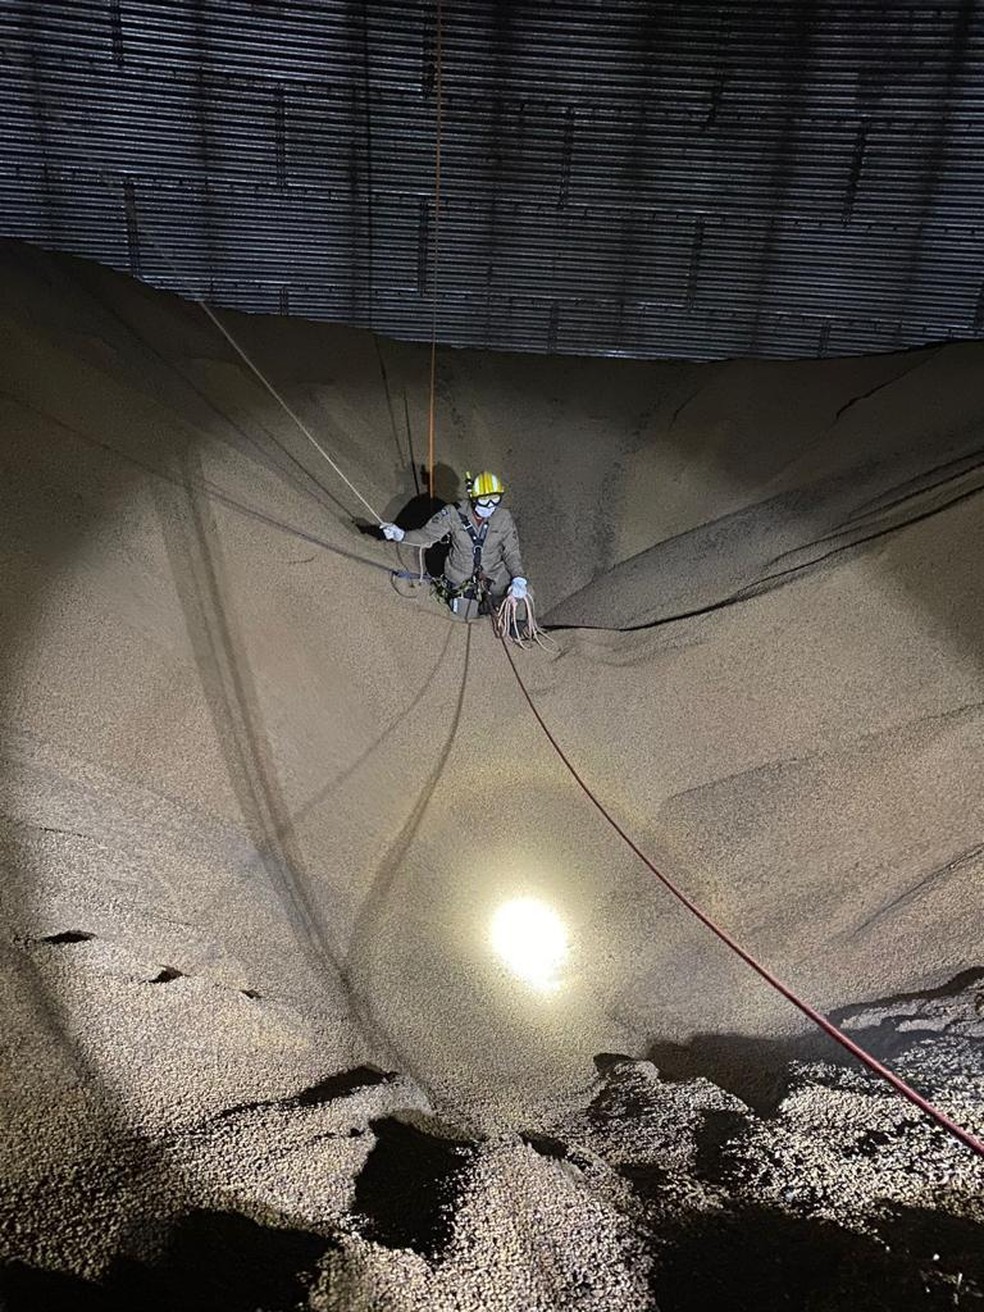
left=490, top=898, right=568, bottom=993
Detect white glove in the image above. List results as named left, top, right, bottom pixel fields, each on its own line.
left=381, top=522, right=405, bottom=542
left=508, top=576, right=528, bottom=600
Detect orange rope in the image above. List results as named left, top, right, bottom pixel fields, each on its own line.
left=427, top=0, right=444, bottom=499
left=499, top=638, right=984, bottom=1161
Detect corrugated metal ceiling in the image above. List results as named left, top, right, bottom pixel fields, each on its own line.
left=2, top=0, right=984, bottom=359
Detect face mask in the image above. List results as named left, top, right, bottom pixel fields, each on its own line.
left=474, top=493, right=501, bottom=519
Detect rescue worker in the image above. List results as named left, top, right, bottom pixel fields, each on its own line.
left=380, top=471, right=528, bottom=614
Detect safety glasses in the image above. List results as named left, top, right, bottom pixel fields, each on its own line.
left=475, top=494, right=502, bottom=508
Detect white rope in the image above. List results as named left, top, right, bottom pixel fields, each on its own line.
left=493, top=589, right=552, bottom=649
left=136, top=220, right=383, bottom=523
left=188, top=298, right=383, bottom=523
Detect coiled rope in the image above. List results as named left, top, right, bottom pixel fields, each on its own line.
left=108, top=40, right=983, bottom=1161
left=144, top=223, right=984, bottom=1160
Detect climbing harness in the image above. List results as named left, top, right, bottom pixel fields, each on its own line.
left=459, top=503, right=495, bottom=606
left=444, top=567, right=493, bottom=620
left=457, top=506, right=488, bottom=577
left=411, top=508, right=490, bottom=619
left=390, top=540, right=487, bottom=619
left=149, top=228, right=979, bottom=1154
left=84, top=52, right=982, bottom=1164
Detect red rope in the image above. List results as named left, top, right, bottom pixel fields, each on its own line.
left=426, top=0, right=444, bottom=500
left=499, top=637, right=984, bottom=1159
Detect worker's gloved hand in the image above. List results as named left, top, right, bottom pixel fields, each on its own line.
left=508, top=576, right=528, bottom=600
left=381, top=522, right=405, bottom=542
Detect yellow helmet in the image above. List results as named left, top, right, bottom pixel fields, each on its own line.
left=468, top=470, right=505, bottom=499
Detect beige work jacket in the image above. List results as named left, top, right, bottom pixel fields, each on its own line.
left=400, top=501, right=525, bottom=594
